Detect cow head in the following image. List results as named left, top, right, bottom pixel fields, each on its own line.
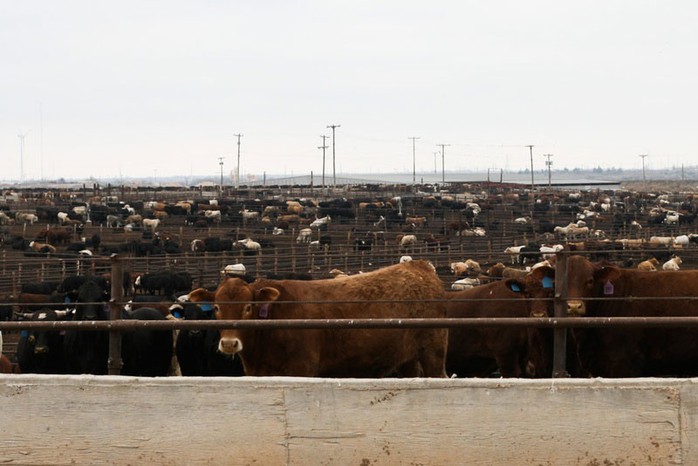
left=502, top=276, right=554, bottom=318
left=189, top=279, right=281, bottom=356
left=528, top=255, right=622, bottom=316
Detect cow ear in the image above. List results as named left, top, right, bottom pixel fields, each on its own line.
left=595, top=265, right=621, bottom=283
left=256, top=287, right=281, bottom=302
left=503, top=279, right=525, bottom=293
left=530, top=266, right=555, bottom=289
left=529, top=266, right=554, bottom=283
left=188, top=288, right=216, bottom=303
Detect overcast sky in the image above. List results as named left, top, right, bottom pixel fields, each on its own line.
left=2, top=1, right=697, bottom=182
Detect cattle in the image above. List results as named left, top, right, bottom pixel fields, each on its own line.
left=204, top=209, right=222, bottom=223
left=310, top=215, right=331, bottom=228
left=615, top=238, right=645, bottom=250
left=58, top=274, right=108, bottom=297
left=637, top=258, right=660, bottom=272
left=16, top=309, right=70, bottom=374
left=135, top=271, right=193, bottom=297
left=120, top=307, right=174, bottom=377
left=648, top=236, right=673, bottom=247
left=450, top=259, right=481, bottom=276
left=0, top=211, right=13, bottom=225
left=64, top=279, right=110, bottom=375
left=296, top=228, right=312, bottom=243
left=21, top=281, right=61, bottom=295
left=143, top=218, right=160, bottom=231
left=354, top=238, right=373, bottom=251
left=553, top=223, right=588, bottom=240
left=532, top=255, right=698, bottom=377
left=456, top=227, right=486, bottom=237
left=405, top=216, right=427, bottom=227
left=503, top=245, right=524, bottom=264
left=27, top=241, right=57, bottom=254
left=662, top=256, right=682, bottom=271
left=36, top=227, right=73, bottom=245
left=236, top=237, right=262, bottom=255
left=674, top=235, right=690, bottom=247
left=451, top=277, right=480, bottom=290
left=240, top=209, right=259, bottom=222
left=11, top=292, right=68, bottom=313
left=173, top=301, right=245, bottom=376
left=397, top=234, right=417, bottom=249
left=188, top=260, right=448, bottom=377
left=15, top=212, right=39, bottom=224
left=125, top=214, right=143, bottom=225
left=445, top=275, right=554, bottom=378
left=286, top=200, right=304, bottom=215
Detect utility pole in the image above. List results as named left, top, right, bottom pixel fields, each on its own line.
left=318, top=135, right=329, bottom=191
left=218, top=156, right=225, bottom=193
left=639, top=154, right=648, bottom=183
left=327, top=124, right=340, bottom=188
left=18, top=131, right=29, bottom=182
left=437, top=144, right=449, bottom=185
left=526, top=145, right=535, bottom=191
left=234, top=133, right=243, bottom=189
left=544, top=154, right=553, bottom=188
left=409, top=136, right=420, bottom=186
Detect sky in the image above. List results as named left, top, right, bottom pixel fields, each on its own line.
left=2, top=1, right=698, bottom=183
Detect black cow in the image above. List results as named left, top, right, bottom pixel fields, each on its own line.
left=136, top=271, right=193, bottom=297
left=174, top=302, right=244, bottom=376
left=121, top=307, right=173, bottom=377
left=21, top=281, right=61, bottom=295
left=64, top=279, right=110, bottom=374
left=16, top=309, right=69, bottom=374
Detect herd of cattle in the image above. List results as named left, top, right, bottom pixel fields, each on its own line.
left=2, top=183, right=698, bottom=379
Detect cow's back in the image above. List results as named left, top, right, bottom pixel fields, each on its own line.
left=246, top=260, right=447, bottom=377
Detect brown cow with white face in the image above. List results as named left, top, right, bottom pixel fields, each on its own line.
left=532, top=255, right=698, bottom=377
left=188, top=260, right=448, bottom=377
left=445, top=274, right=554, bottom=378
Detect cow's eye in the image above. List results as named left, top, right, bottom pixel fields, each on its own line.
left=243, top=304, right=253, bottom=317
left=213, top=305, right=221, bottom=318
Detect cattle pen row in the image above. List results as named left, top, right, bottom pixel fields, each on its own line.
left=4, top=252, right=698, bottom=379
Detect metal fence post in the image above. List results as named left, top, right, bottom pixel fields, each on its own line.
left=552, top=252, right=570, bottom=377
left=108, top=254, right=124, bottom=375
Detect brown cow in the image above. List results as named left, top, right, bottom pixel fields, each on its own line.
left=188, top=260, right=448, bottom=377
left=532, top=255, right=698, bottom=377
left=36, top=227, right=73, bottom=245
left=444, top=275, right=554, bottom=378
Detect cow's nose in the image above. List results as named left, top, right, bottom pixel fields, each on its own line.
left=567, top=300, right=586, bottom=316
left=219, top=337, right=243, bottom=354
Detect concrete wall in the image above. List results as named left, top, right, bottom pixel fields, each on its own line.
left=1, top=375, right=696, bottom=465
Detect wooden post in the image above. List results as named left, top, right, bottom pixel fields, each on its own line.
left=108, top=254, right=124, bottom=375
